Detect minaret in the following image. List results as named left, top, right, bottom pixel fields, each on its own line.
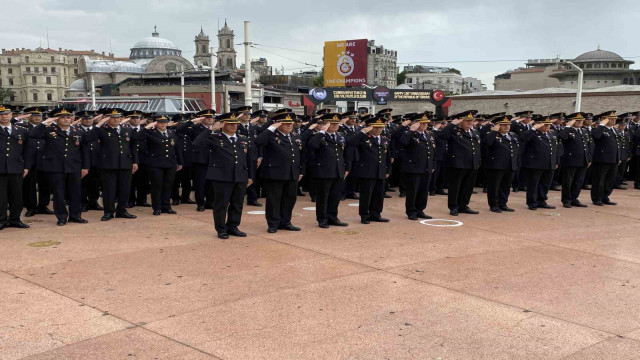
left=216, top=20, right=237, bottom=71
left=194, top=26, right=211, bottom=67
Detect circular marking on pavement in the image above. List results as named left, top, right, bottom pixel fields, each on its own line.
left=27, top=240, right=61, bottom=248
left=246, top=210, right=265, bottom=215
left=22, top=219, right=44, bottom=224
left=419, top=219, right=463, bottom=227
left=292, top=213, right=302, bottom=217
left=535, top=212, right=560, bottom=217
left=333, top=230, right=359, bottom=235
left=348, top=203, right=359, bottom=207
left=303, top=207, right=316, bottom=211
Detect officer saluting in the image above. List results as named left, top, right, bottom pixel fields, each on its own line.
left=86, top=108, right=139, bottom=221
left=193, top=112, right=255, bottom=239
left=0, top=104, right=30, bottom=230
left=307, top=113, right=350, bottom=228
left=483, top=115, right=519, bottom=213
left=75, top=110, right=103, bottom=212
left=591, top=111, right=620, bottom=206
left=20, top=106, right=53, bottom=217
left=30, top=108, right=90, bottom=226
left=398, top=113, right=435, bottom=220
left=558, top=112, right=591, bottom=208
left=520, top=115, right=558, bottom=210
left=347, top=116, right=392, bottom=224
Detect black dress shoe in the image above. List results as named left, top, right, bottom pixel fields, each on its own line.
left=518, top=187, right=527, bottom=191
left=370, top=216, right=390, bottom=222
left=399, top=192, right=406, bottom=198
left=550, top=186, right=561, bottom=191
left=386, top=188, right=396, bottom=193
left=613, top=185, right=627, bottom=190
left=68, top=217, right=88, bottom=224
left=7, top=221, right=29, bottom=228
left=512, top=188, right=519, bottom=193
left=101, top=214, right=112, bottom=221
left=126, top=202, right=135, bottom=209
left=218, top=233, right=229, bottom=239
left=196, top=205, right=206, bottom=212
left=417, top=212, right=432, bottom=219
left=279, top=224, right=301, bottom=231
left=460, top=208, right=479, bottom=214
left=81, top=205, right=89, bottom=213
left=89, top=203, right=104, bottom=211
left=592, top=201, right=604, bottom=206
left=383, top=194, right=392, bottom=198
left=297, top=190, right=305, bottom=196
left=563, top=203, right=572, bottom=208
left=57, top=220, right=67, bottom=226
left=162, top=209, right=177, bottom=214
left=24, top=209, right=36, bottom=217
left=472, top=191, right=478, bottom=194
left=603, top=200, right=617, bottom=206
left=227, top=228, right=247, bottom=237
left=582, top=185, right=592, bottom=190
left=346, top=194, right=360, bottom=200
left=267, top=227, right=277, bottom=233
left=318, top=222, right=329, bottom=228
left=435, top=190, right=448, bottom=195
left=247, top=201, right=263, bottom=207
left=449, top=209, right=459, bottom=216
left=115, top=211, right=137, bottom=219
left=0, top=223, right=5, bottom=230
left=328, top=219, right=348, bottom=226
left=499, top=206, right=515, bottom=212
left=429, top=191, right=436, bottom=196
left=171, top=199, right=180, bottom=206
left=153, top=210, right=161, bottom=216
left=490, top=207, right=502, bottom=213
left=408, top=215, right=418, bottom=220
left=622, top=181, right=628, bottom=185
left=310, top=197, right=316, bottom=203
left=361, top=218, right=370, bottom=224
left=528, top=205, right=538, bottom=211
left=181, top=199, right=196, bottom=204
left=36, top=207, right=55, bottom=215
left=538, top=204, right=556, bottom=209
left=571, top=201, right=588, bottom=208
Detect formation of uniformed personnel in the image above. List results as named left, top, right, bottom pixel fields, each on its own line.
left=520, top=115, right=558, bottom=210
left=30, top=108, right=89, bottom=226
left=558, top=112, right=591, bottom=208
left=236, top=107, right=264, bottom=207
left=75, top=110, right=104, bottom=212
left=255, top=112, right=304, bottom=233
left=85, top=108, right=139, bottom=221
left=193, top=112, right=255, bottom=239
left=0, top=105, right=30, bottom=230
left=483, top=115, right=519, bottom=212
left=21, top=106, right=53, bottom=217
left=125, top=110, right=150, bottom=209
left=307, top=113, right=350, bottom=228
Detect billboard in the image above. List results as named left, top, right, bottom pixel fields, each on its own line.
left=323, top=39, right=368, bottom=87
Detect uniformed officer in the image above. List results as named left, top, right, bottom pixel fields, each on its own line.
left=237, top=107, right=264, bottom=207
left=123, top=110, right=150, bottom=208
left=31, top=108, right=89, bottom=226
left=558, top=112, right=591, bottom=208
left=582, top=113, right=596, bottom=190
left=0, top=104, right=30, bottom=230
left=137, top=115, right=183, bottom=215
left=483, top=115, right=519, bottom=212
left=86, top=108, right=139, bottom=221
left=614, top=114, right=632, bottom=189
left=255, top=112, right=304, bottom=233
left=20, top=106, right=53, bottom=217
left=307, top=113, right=350, bottom=228
left=10, top=105, right=26, bottom=125
left=176, top=109, right=216, bottom=212
left=347, top=116, right=392, bottom=224
left=75, top=110, right=103, bottom=212
left=398, top=113, right=435, bottom=220
left=591, top=111, right=620, bottom=206
left=520, top=116, right=558, bottom=210
left=548, top=112, right=566, bottom=191
left=170, top=114, right=194, bottom=206
left=440, top=110, right=482, bottom=216
left=338, top=111, right=362, bottom=200
left=194, top=112, right=255, bottom=238
left=430, top=116, right=449, bottom=196
left=510, top=110, right=534, bottom=192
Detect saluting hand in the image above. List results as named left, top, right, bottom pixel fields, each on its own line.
left=177, top=165, right=183, bottom=172
left=451, top=119, right=462, bottom=125
left=565, top=120, right=576, bottom=128
left=308, top=123, right=318, bottom=130
left=599, top=119, right=610, bottom=126
left=145, top=121, right=157, bottom=130
left=96, top=117, right=108, bottom=127
left=209, top=122, right=224, bottom=131
left=409, top=123, right=420, bottom=132
left=23, top=169, right=29, bottom=178
left=43, top=117, right=57, bottom=126
left=319, top=123, right=330, bottom=132
left=533, top=123, right=544, bottom=130
left=491, top=124, right=500, bottom=132
left=167, top=121, right=178, bottom=127
left=361, top=126, right=373, bottom=134
left=402, top=120, right=412, bottom=127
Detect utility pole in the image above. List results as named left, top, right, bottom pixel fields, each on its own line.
left=244, top=21, right=252, bottom=108
left=90, top=76, right=96, bottom=109
left=566, top=61, right=583, bottom=111
left=180, top=66, right=185, bottom=114
left=210, top=47, right=216, bottom=111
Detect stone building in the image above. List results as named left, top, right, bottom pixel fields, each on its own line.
left=366, top=40, right=397, bottom=88
left=217, top=21, right=237, bottom=71
left=0, top=47, right=112, bottom=107
left=403, top=66, right=463, bottom=93
left=193, top=27, right=212, bottom=68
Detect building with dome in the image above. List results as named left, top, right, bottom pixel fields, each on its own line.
left=494, top=48, right=639, bottom=91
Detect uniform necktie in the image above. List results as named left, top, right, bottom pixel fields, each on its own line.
left=331, top=133, right=336, bottom=142
left=2, top=126, right=9, bottom=135
left=230, top=136, right=236, bottom=144
left=162, top=132, right=168, bottom=138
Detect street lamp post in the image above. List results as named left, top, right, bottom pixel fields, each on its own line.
left=566, top=61, right=583, bottom=112
left=210, top=47, right=216, bottom=112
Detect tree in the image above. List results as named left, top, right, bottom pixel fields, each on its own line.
left=397, top=70, right=407, bottom=85
left=314, top=69, right=324, bottom=87
left=446, top=68, right=461, bottom=75
left=0, top=87, right=15, bottom=102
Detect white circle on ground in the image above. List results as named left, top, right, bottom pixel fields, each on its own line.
left=348, top=203, right=359, bottom=207
left=419, top=219, right=463, bottom=227
left=303, top=207, right=316, bottom=211
left=246, top=211, right=265, bottom=215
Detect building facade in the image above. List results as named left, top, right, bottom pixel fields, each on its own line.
left=193, top=27, right=212, bottom=68
left=404, top=66, right=463, bottom=94
left=366, top=40, right=397, bottom=88
left=217, top=21, right=237, bottom=71
left=0, top=47, right=113, bottom=107
left=463, top=77, right=487, bottom=93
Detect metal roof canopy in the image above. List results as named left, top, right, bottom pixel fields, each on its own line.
left=59, top=96, right=205, bottom=115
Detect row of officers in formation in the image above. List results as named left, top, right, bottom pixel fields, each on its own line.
left=0, top=104, right=637, bottom=238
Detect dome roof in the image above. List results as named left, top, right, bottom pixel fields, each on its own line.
left=132, top=36, right=179, bottom=51
left=574, top=49, right=626, bottom=62
left=130, top=28, right=182, bottom=60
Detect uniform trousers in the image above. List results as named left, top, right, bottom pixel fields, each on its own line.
left=404, top=172, right=430, bottom=216
left=192, top=163, right=212, bottom=207
left=211, top=180, right=246, bottom=233
left=486, top=169, right=513, bottom=208
left=447, top=168, right=477, bottom=210
left=129, top=165, right=149, bottom=205
left=313, top=178, right=344, bottom=223
left=591, top=163, right=617, bottom=203
left=22, top=169, right=51, bottom=211
left=263, top=179, right=298, bottom=229
left=147, top=167, right=176, bottom=211
left=561, top=166, right=587, bottom=204
left=81, top=168, right=101, bottom=207
left=524, top=168, right=553, bottom=207
left=172, top=166, right=192, bottom=201
left=100, top=169, right=132, bottom=215
left=0, top=174, right=23, bottom=223
left=358, top=178, right=385, bottom=219
left=49, top=172, right=82, bottom=221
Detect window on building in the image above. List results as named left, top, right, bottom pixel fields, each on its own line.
left=7, top=68, right=11, bottom=74
left=9, top=78, right=13, bottom=86
left=407, top=77, right=412, bottom=84
left=64, top=78, right=67, bottom=86
left=47, top=93, right=52, bottom=101
left=25, top=56, right=29, bottom=63
left=43, top=67, right=47, bottom=73
left=0, top=79, right=2, bottom=86
left=51, top=56, right=55, bottom=63
left=32, top=93, right=38, bottom=101
left=226, top=39, right=231, bottom=48
left=7, top=57, right=11, bottom=64
left=25, top=67, right=30, bottom=73
left=51, top=67, right=56, bottom=73
left=32, top=76, right=37, bottom=84
left=63, top=68, right=66, bottom=75
left=73, top=68, right=78, bottom=75
left=595, top=63, right=601, bottom=68
left=630, top=78, right=635, bottom=85
left=34, top=66, right=39, bottom=73
left=201, top=45, right=206, bottom=53
left=226, top=58, right=232, bottom=67
left=73, top=58, right=78, bottom=64
left=46, top=77, right=51, bottom=84
left=9, top=95, right=14, bottom=101
left=603, top=63, right=609, bottom=68
left=623, top=78, right=628, bottom=84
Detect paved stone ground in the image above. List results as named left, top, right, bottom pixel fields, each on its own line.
left=2, top=188, right=640, bottom=359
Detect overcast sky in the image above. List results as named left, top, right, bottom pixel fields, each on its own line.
left=2, top=0, right=638, bottom=89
